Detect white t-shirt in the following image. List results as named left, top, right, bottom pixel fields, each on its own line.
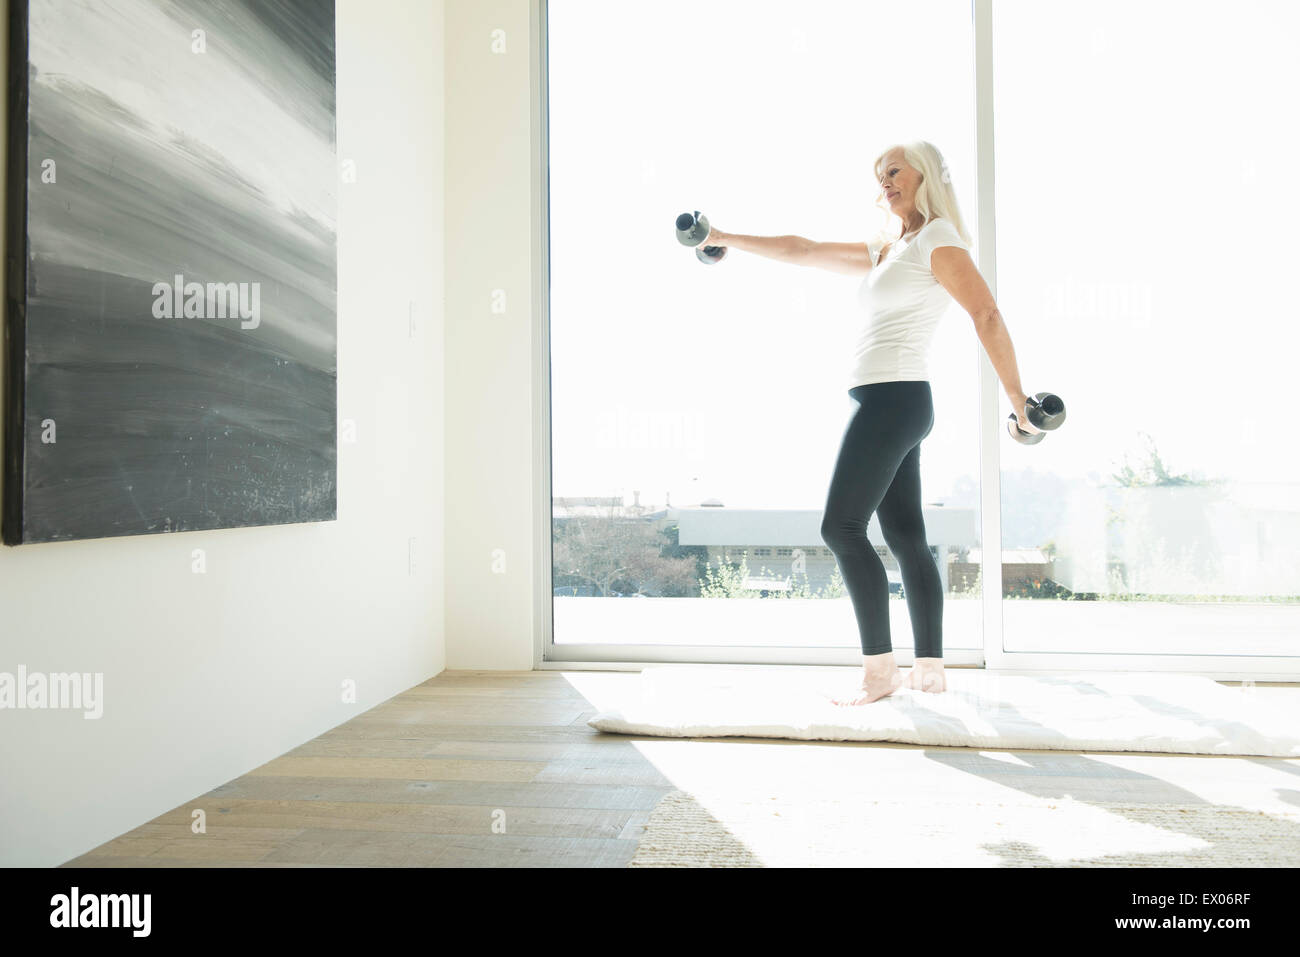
left=847, top=216, right=972, bottom=390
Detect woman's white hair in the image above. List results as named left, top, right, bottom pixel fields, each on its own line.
left=871, top=139, right=973, bottom=248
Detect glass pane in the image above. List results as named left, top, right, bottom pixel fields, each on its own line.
left=547, top=0, right=980, bottom=652
left=992, top=0, right=1300, bottom=655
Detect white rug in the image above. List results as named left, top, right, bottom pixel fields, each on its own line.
left=588, top=666, right=1300, bottom=757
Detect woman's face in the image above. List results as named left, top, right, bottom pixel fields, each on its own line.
left=878, top=150, right=921, bottom=223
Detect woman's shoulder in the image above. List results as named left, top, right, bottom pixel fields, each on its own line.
left=919, top=216, right=970, bottom=246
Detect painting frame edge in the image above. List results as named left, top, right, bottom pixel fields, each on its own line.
left=2, top=0, right=30, bottom=546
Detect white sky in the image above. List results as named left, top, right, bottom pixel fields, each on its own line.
left=548, top=0, right=1300, bottom=511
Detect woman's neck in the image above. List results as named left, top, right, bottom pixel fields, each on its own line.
left=899, top=216, right=925, bottom=240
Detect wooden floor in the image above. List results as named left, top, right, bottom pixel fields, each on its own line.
left=61, top=670, right=1299, bottom=867
left=63, top=670, right=674, bottom=867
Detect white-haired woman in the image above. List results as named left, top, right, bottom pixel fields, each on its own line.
left=699, top=140, right=1040, bottom=704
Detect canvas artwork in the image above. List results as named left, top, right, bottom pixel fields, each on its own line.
left=3, top=0, right=337, bottom=545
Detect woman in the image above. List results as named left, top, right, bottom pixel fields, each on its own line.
left=698, top=140, right=1040, bottom=704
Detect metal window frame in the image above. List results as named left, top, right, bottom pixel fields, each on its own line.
left=531, top=0, right=1298, bottom=680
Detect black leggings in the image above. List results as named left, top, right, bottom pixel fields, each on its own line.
left=820, top=380, right=943, bottom=658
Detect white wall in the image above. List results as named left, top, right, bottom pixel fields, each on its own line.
left=444, top=0, right=539, bottom=670
left=0, top=0, right=446, bottom=867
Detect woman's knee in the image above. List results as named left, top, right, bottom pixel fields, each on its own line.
left=820, top=513, right=865, bottom=549
left=880, top=519, right=926, bottom=558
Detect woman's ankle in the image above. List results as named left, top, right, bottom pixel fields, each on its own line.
left=861, top=651, right=899, bottom=679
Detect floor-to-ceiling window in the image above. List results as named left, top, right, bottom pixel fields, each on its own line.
left=540, top=0, right=1299, bottom=676
left=543, top=0, right=979, bottom=664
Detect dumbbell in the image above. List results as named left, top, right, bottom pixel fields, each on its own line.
left=675, top=210, right=727, bottom=264
left=1007, top=392, right=1067, bottom=445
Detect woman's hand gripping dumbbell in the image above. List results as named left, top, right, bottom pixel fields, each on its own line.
left=675, top=210, right=727, bottom=264
left=1007, top=392, right=1067, bottom=445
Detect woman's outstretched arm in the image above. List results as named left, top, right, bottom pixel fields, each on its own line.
left=701, top=226, right=873, bottom=275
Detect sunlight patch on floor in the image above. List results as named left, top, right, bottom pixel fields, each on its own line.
left=624, top=739, right=1283, bottom=866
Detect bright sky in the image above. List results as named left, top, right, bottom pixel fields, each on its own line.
left=547, top=0, right=1300, bottom=512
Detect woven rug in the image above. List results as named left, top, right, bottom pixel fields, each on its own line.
left=629, top=788, right=1300, bottom=868
left=590, top=666, right=1300, bottom=757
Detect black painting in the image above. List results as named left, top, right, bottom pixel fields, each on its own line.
left=3, top=0, right=337, bottom=544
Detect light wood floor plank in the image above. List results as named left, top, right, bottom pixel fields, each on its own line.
left=286, top=735, right=656, bottom=762
left=237, top=799, right=621, bottom=837
left=201, top=775, right=672, bottom=810
left=246, top=756, right=547, bottom=782
left=312, top=722, right=609, bottom=744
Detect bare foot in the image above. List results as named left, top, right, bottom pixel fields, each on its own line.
left=828, top=652, right=905, bottom=705
left=903, top=657, right=946, bottom=693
